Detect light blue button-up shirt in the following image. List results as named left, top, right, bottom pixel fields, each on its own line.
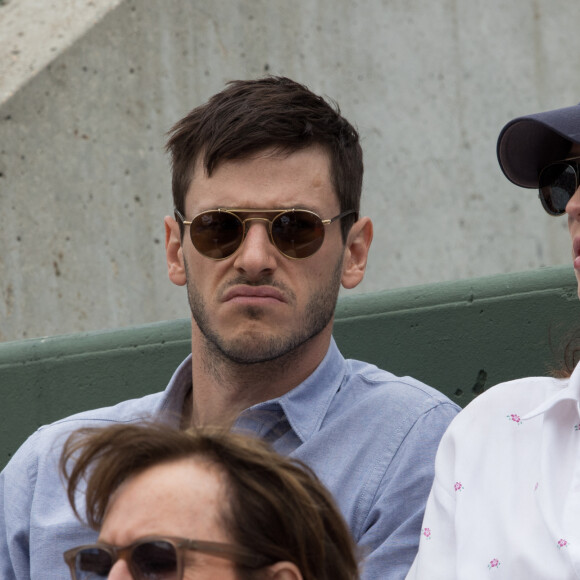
left=0, top=338, right=459, bottom=579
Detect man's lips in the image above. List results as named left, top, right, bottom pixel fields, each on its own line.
left=222, top=285, right=287, bottom=304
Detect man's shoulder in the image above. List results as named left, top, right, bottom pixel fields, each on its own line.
left=42, top=389, right=166, bottom=430
left=317, top=358, right=461, bottom=443
left=4, top=390, right=167, bottom=475
left=344, top=357, right=460, bottom=414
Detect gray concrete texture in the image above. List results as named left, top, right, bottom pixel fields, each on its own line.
left=0, top=0, right=577, bottom=342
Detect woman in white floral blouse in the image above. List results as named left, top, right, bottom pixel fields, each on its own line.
left=407, top=102, right=580, bottom=579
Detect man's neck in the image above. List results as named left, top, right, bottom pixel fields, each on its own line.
left=187, top=329, right=332, bottom=427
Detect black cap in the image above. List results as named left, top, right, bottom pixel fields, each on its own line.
left=497, top=103, right=580, bottom=188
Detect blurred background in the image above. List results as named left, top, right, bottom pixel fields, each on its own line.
left=1, top=0, right=579, bottom=342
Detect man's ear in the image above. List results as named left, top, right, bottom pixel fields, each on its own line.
left=264, top=561, right=303, bottom=580
left=341, top=216, right=373, bottom=289
left=164, top=215, right=187, bottom=287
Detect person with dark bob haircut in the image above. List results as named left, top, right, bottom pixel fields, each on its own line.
left=1, top=76, right=459, bottom=579
left=60, top=422, right=359, bottom=580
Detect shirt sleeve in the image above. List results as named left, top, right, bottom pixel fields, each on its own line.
left=0, top=432, right=39, bottom=580
left=358, top=401, right=459, bottom=580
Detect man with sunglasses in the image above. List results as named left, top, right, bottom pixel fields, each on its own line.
left=0, top=76, right=459, bottom=580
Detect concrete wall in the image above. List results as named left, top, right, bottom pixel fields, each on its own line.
left=1, top=0, right=579, bottom=342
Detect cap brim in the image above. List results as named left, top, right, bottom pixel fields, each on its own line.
left=497, top=104, right=580, bottom=188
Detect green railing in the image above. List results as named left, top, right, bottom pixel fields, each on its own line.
left=1, top=265, right=578, bottom=470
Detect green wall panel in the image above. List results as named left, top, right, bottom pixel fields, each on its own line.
left=1, top=265, right=578, bottom=470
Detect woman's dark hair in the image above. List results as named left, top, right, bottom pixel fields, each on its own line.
left=550, top=331, right=580, bottom=378
left=166, top=76, right=363, bottom=241
left=61, top=422, right=360, bottom=580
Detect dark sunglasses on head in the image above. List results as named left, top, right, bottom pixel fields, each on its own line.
left=64, top=535, right=266, bottom=580
left=538, top=158, right=580, bottom=216
left=174, top=207, right=357, bottom=260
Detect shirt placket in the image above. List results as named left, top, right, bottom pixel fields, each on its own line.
left=562, top=400, right=580, bottom=576
left=533, top=400, right=580, bottom=577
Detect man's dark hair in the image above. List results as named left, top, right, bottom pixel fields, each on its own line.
left=166, top=76, right=363, bottom=240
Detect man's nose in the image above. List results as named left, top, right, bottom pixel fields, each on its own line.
left=232, top=220, right=279, bottom=277
left=107, top=559, right=133, bottom=580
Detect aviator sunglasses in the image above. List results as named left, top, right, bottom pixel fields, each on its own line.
left=538, top=157, right=580, bottom=216
left=174, top=207, right=357, bottom=260
left=64, top=535, right=267, bottom=580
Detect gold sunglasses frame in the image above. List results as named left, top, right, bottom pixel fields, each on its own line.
left=174, top=207, right=357, bottom=260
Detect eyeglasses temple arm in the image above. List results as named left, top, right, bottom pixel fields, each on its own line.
left=323, top=209, right=358, bottom=225
left=173, top=208, right=192, bottom=225
left=183, top=539, right=270, bottom=568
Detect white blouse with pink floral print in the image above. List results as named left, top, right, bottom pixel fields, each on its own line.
left=406, top=362, right=580, bottom=579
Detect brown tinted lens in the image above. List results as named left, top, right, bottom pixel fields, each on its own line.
left=539, top=163, right=577, bottom=215
left=132, top=541, right=179, bottom=580
left=272, top=210, right=324, bottom=259
left=75, top=547, right=113, bottom=578
left=190, top=211, right=243, bottom=259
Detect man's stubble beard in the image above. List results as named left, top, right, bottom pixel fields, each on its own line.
left=185, top=257, right=344, bottom=367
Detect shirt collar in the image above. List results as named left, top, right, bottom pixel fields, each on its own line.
left=158, top=339, right=348, bottom=442
left=522, top=362, right=580, bottom=421
left=237, top=337, right=347, bottom=443
left=157, top=354, right=193, bottom=424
